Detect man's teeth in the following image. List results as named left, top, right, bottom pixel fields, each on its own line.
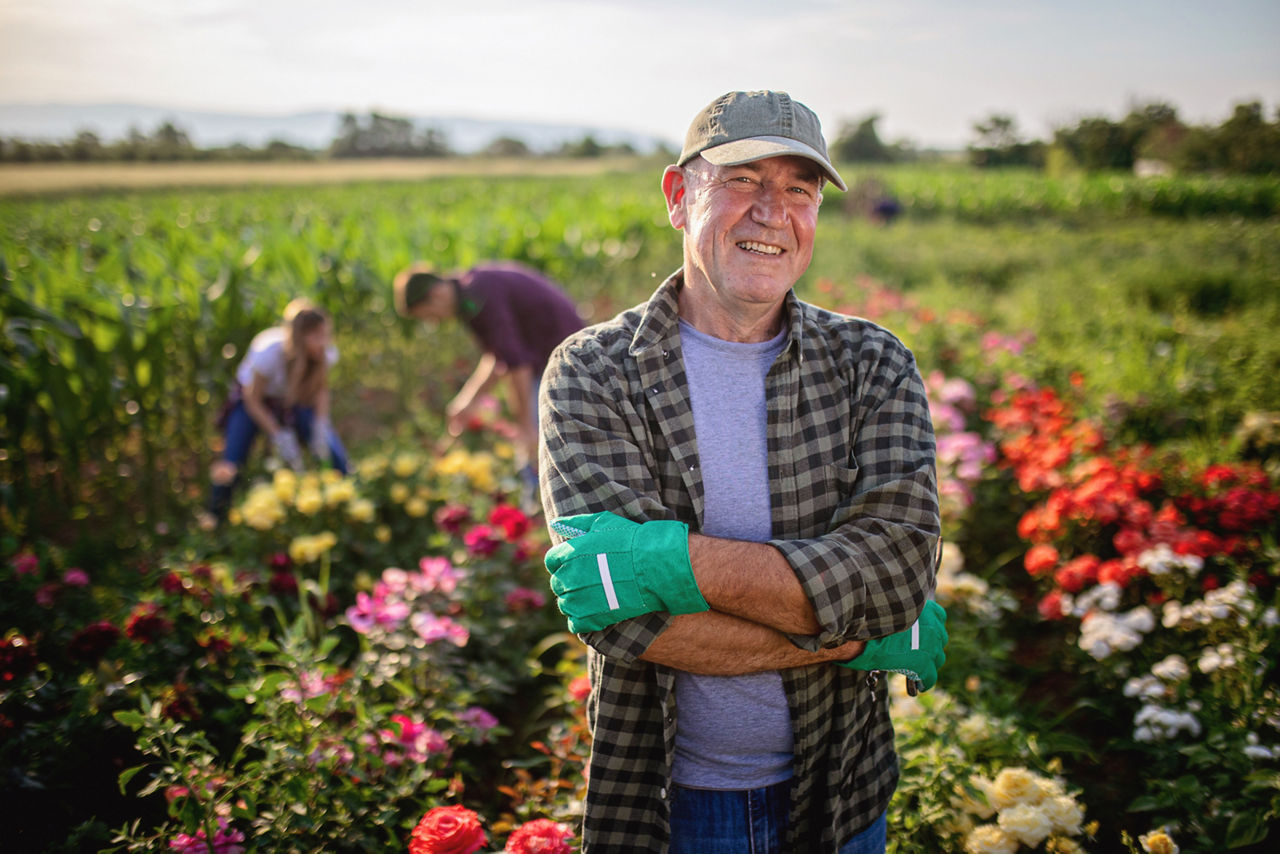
left=738, top=241, right=782, bottom=255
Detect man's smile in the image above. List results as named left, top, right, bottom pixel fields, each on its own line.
left=737, top=240, right=784, bottom=256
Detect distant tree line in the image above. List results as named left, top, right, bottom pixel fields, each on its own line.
left=0, top=111, right=653, bottom=164
left=0, top=121, right=316, bottom=164
left=833, top=100, right=1280, bottom=175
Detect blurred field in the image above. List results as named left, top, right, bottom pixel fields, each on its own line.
left=0, top=155, right=657, bottom=197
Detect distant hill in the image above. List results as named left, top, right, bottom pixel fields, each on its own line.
left=0, top=103, right=676, bottom=155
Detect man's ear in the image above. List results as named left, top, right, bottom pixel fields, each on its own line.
left=662, top=165, right=687, bottom=230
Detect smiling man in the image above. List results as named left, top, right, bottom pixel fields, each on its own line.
left=538, top=91, right=946, bottom=853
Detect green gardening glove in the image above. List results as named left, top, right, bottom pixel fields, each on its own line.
left=839, top=600, right=949, bottom=693
left=545, top=511, right=710, bottom=633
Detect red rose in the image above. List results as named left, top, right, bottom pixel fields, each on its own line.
left=568, top=674, right=591, bottom=704
left=1037, top=591, right=1065, bottom=621
left=504, top=818, right=573, bottom=854
left=434, top=505, right=472, bottom=535
left=1022, top=544, right=1059, bottom=576
left=489, top=503, right=532, bottom=541
left=68, top=621, right=122, bottom=663
left=125, top=603, right=173, bottom=643
left=408, top=805, right=487, bottom=854
left=463, top=525, right=502, bottom=558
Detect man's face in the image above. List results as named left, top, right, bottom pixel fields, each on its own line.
left=408, top=284, right=452, bottom=322
left=664, top=154, right=822, bottom=329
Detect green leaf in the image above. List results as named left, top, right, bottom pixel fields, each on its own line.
left=116, top=765, right=146, bottom=795
left=1127, top=795, right=1167, bottom=812
left=1227, top=811, right=1269, bottom=848
left=317, top=634, right=341, bottom=659
left=113, top=710, right=146, bottom=730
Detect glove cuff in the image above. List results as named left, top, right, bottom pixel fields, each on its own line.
left=639, top=520, right=708, bottom=615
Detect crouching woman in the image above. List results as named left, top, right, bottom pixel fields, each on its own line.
left=208, top=299, right=349, bottom=520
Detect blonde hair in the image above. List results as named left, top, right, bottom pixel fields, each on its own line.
left=281, top=298, right=330, bottom=407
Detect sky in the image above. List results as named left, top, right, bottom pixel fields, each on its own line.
left=1, top=0, right=1277, bottom=149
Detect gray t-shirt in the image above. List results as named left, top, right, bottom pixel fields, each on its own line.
left=671, top=319, right=793, bottom=789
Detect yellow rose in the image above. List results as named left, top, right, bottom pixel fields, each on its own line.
left=405, top=497, right=428, bottom=518
left=392, top=452, right=420, bottom=478
left=241, top=484, right=284, bottom=530
left=991, top=767, right=1041, bottom=809
left=347, top=498, right=375, bottom=523
left=295, top=488, right=324, bottom=516
left=375, top=525, right=391, bottom=543
left=1139, top=830, right=1179, bottom=854
left=299, top=473, right=321, bottom=493
left=435, top=450, right=467, bottom=476
left=494, top=442, right=514, bottom=460
left=963, top=824, right=1018, bottom=854
left=288, top=535, right=312, bottom=563
left=320, top=468, right=342, bottom=485
left=324, top=478, right=355, bottom=507
left=358, top=455, right=387, bottom=479
left=228, top=508, right=243, bottom=526
left=272, top=469, right=297, bottom=502
left=997, top=803, right=1053, bottom=848
left=389, top=483, right=410, bottom=503
left=1046, top=838, right=1084, bottom=854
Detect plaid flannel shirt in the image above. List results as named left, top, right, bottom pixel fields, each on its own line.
left=538, top=271, right=940, bottom=853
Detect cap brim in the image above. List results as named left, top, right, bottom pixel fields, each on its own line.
left=700, top=135, right=847, bottom=191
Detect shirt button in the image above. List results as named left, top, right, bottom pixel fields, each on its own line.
left=659, top=787, right=668, bottom=800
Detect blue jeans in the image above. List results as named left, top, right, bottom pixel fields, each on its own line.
left=221, top=401, right=348, bottom=473
left=668, top=781, right=886, bottom=854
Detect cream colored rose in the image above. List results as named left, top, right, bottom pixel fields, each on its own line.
left=1041, top=794, right=1084, bottom=835
left=954, top=775, right=997, bottom=820
left=963, top=824, right=1019, bottom=854
left=998, top=803, right=1053, bottom=848
left=991, top=767, right=1041, bottom=809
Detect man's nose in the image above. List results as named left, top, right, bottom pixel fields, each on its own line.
left=751, top=186, right=788, bottom=228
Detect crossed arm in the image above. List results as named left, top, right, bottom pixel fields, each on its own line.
left=637, top=535, right=864, bottom=675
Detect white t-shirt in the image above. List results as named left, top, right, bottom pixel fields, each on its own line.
left=235, top=327, right=339, bottom=399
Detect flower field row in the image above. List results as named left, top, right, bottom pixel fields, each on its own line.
left=5, top=327, right=1275, bottom=852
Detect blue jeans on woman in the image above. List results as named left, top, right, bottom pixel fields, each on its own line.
left=209, top=401, right=349, bottom=517
left=668, top=780, right=887, bottom=854
left=221, top=402, right=348, bottom=473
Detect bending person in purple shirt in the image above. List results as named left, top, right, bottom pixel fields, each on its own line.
left=393, top=261, right=585, bottom=474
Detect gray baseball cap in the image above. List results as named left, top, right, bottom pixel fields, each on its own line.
left=678, top=90, right=846, bottom=191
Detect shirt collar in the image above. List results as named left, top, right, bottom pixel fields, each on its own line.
left=629, top=268, right=806, bottom=363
